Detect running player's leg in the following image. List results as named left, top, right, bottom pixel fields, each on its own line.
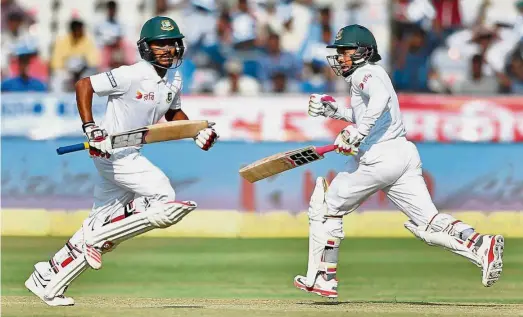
left=294, top=160, right=391, bottom=298
left=29, top=150, right=196, bottom=304
left=384, top=141, right=504, bottom=287
left=27, top=174, right=136, bottom=304
left=25, top=228, right=83, bottom=306
left=81, top=150, right=197, bottom=269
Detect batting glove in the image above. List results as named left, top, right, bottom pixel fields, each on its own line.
left=308, top=94, right=339, bottom=118
left=83, top=122, right=112, bottom=158
left=195, top=127, right=219, bottom=151
left=334, top=125, right=364, bottom=156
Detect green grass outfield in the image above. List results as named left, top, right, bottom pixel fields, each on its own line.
left=2, top=237, right=523, bottom=317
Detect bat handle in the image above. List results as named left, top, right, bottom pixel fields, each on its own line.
left=56, top=142, right=89, bottom=155
left=316, top=144, right=338, bottom=156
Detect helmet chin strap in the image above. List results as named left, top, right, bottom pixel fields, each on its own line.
left=148, top=59, right=182, bottom=70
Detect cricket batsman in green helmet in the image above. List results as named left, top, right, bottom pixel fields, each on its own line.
left=293, top=24, right=504, bottom=298
left=24, top=16, right=219, bottom=306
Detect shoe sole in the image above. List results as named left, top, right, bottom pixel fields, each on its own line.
left=294, top=278, right=338, bottom=298
left=483, top=235, right=504, bottom=287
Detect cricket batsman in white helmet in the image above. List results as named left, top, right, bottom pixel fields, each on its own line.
left=293, top=24, right=505, bottom=298
left=24, top=16, right=219, bottom=306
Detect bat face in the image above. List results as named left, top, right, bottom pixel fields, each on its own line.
left=239, top=146, right=324, bottom=183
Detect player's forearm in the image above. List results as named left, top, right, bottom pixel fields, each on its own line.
left=331, top=107, right=354, bottom=123
left=165, top=109, right=189, bottom=121
left=358, top=94, right=389, bottom=136
left=75, top=77, right=95, bottom=124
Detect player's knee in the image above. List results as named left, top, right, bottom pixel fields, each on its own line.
left=324, top=217, right=344, bottom=240
left=325, top=176, right=356, bottom=217
left=146, top=200, right=197, bottom=229
left=158, top=185, right=176, bottom=202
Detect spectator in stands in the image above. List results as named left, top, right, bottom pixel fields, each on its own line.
left=302, top=11, right=332, bottom=63
left=453, top=54, right=498, bottom=95
left=301, top=25, right=335, bottom=93
left=50, top=19, right=100, bottom=92
left=213, top=59, right=260, bottom=96
left=202, top=10, right=233, bottom=73
left=392, top=25, right=441, bottom=92
left=1, top=0, right=34, bottom=31
left=99, top=28, right=136, bottom=71
left=231, top=0, right=263, bottom=79
left=501, top=48, right=523, bottom=94
left=300, top=60, right=333, bottom=94
left=181, top=0, right=217, bottom=50
left=7, top=43, right=48, bottom=83
left=232, top=0, right=257, bottom=50
left=432, top=0, right=462, bottom=38
left=1, top=52, right=46, bottom=92
left=259, top=32, right=301, bottom=86
left=1, top=11, right=30, bottom=76
left=95, top=1, right=123, bottom=48
left=270, top=71, right=288, bottom=94
left=279, top=0, right=312, bottom=55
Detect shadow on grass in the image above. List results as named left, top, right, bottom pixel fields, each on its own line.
left=298, top=300, right=510, bottom=307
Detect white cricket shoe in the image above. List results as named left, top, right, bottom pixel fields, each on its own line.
left=475, top=235, right=504, bottom=287
left=25, top=262, right=75, bottom=306
left=294, top=274, right=338, bottom=298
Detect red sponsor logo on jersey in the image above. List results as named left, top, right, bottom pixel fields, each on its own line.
left=359, top=73, right=372, bottom=90
left=136, top=91, right=154, bottom=101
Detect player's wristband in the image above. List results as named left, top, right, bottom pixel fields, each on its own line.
left=82, top=121, right=96, bottom=133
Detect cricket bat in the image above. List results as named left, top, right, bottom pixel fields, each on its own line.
left=239, top=144, right=338, bottom=183
left=56, top=120, right=210, bottom=155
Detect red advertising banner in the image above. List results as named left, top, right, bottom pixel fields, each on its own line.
left=2, top=93, right=522, bottom=142
left=397, top=94, right=523, bottom=142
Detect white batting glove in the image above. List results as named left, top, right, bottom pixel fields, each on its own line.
left=195, top=127, right=219, bottom=151
left=308, top=94, right=339, bottom=118
left=333, top=125, right=364, bottom=156
left=82, top=122, right=112, bottom=158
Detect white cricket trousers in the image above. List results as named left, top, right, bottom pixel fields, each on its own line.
left=90, top=148, right=175, bottom=226
left=326, top=137, right=438, bottom=226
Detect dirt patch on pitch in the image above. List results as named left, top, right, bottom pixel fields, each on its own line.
left=3, top=296, right=522, bottom=317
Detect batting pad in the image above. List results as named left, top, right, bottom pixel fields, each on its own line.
left=44, top=257, right=87, bottom=299
left=84, top=201, right=197, bottom=250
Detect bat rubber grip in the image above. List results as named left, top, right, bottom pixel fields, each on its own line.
left=56, top=142, right=89, bottom=155
left=315, top=144, right=338, bottom=156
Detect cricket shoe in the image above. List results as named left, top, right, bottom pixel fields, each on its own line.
left=294, top=274, right=338, bottom=298
left=474, top=234, right=504, bottom=287
left=25, top=262, right=75, bottom=306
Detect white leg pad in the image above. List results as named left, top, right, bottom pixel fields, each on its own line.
left=404, top=213, right=481, bottom=267
left=82, top=200, right=197, bottom=269
left=44, top=257, right=88, bottom=299
left=305, top=177, right=343, bottom=287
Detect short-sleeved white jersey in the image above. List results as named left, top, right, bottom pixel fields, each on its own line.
left=346, top=63, right=406, bottom=150
left=90, top=60, right=182, bottom=135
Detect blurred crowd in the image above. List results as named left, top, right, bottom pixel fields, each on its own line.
left=1, top=0, right=522, bottom=96
left=392, top=0, right=523, bottom=95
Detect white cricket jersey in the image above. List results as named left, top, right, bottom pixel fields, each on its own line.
left=345, top=63, right=406, bottom=151
left=90, top=60, right=182, bottom=136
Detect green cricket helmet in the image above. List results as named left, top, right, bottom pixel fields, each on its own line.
left=137, top=16, right=185, bottom=69
left=326, top=24, right=381, bottom=77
